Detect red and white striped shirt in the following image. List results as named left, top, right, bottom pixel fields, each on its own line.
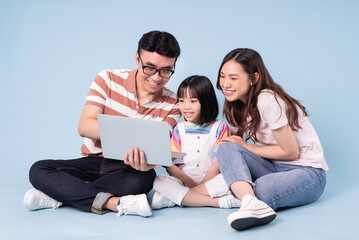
left=80, top=69, right=181, bottom=156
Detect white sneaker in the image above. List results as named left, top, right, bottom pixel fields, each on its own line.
left=117, top=194, right=152, bottom=217
left=23, top=188, right=62, bottom=210
left=151, top=191, right=175, bottom=209
left=218, top=194, right=241, bottom=208
left=227, top=195, right=276, bottom=230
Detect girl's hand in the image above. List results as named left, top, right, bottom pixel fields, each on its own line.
left=221, top=135, right=249, bottom=149
left=183, top=177, right=196, bottom=188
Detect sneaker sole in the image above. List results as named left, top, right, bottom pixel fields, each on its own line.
left=228, top=210, right=276, bottom=231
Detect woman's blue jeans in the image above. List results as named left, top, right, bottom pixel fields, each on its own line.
left=217, top=142, right=326, bottom=210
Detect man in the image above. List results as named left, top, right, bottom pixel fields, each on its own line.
left=23, top=31, right=181, bottom=217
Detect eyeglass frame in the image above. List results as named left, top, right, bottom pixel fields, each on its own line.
left=138, top=54, right=175, bottom=78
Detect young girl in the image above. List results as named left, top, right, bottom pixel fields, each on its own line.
left=216, top=48, right=328, bottom=230
left=151, top=75, right=241, bottom=209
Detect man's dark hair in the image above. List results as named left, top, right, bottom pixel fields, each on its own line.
left=137, top=31, right=181, bottom=60
left=177, top=75, right=219, bottom=125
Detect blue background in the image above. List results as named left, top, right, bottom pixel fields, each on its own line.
left=1, top=0, right=358, bottom=239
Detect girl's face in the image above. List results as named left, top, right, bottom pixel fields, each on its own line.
left=178, top=88, right=201, bottom=123
left=219, top=60, right=252, bottom=103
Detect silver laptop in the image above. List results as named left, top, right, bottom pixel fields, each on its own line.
left=97, top=114, right=185, bottom=167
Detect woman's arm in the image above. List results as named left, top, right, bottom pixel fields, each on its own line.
left=166, top=165, right=196, bottom=188
left=223, top=124, right=299, bottom=160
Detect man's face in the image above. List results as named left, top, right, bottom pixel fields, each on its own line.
left=135, top=50, right=176, bottom=95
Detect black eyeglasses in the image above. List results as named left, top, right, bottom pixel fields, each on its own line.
left=138, top=55, right=175, bottom=78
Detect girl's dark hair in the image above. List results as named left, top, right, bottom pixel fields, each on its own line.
left=178, top=75, right=219, bottom=125
left=137, top=30, right=181, bottom=60
left=216, top=48, right=307, bottom=142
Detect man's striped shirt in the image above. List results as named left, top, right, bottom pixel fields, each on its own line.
left=80, top=69, right=181, bottom=156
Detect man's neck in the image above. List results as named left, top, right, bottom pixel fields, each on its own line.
left=137, top=90, right=154, bottom=106
left=136, top=74, right=157, bottom=106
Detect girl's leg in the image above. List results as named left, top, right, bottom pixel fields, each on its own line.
left=182, top=174, right=240, bottom=208
left=181, top=190, right=219, bottom=207
left=153, top=175, right=190, bottom=205
left=153, top=175, right=236, bottom=208
left=204, top=174, right=231, bottom=197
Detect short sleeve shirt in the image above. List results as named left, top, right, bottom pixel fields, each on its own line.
left=254, top=90, right=328, bottom=170
left=80, top=69, right=181, bottom=156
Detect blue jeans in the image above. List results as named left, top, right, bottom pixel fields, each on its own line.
left=217, top=142, right=326, bottom=210
left=29, top=156, right=156, bottom=213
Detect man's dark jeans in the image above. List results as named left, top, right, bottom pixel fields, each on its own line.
left=29, top=156, right=156, bottom=212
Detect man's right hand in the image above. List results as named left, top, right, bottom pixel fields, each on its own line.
left=123, top=147, right=159, bottom=171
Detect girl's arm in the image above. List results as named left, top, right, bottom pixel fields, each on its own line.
left=224, top=124, right=299, bottom=160
left=198, top=121, right=230, bottom=184
left=198, top=163, right=220, bottom=185
left=166, top=165, right=196, bottom=188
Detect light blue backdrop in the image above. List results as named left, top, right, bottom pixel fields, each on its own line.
left=1, top=0, right=358, bottom=239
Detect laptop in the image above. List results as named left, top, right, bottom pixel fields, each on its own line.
left=97, top=114, right=186, bottom=167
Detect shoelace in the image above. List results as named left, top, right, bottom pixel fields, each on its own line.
left=227, top=196, right=237, bottom=207
left=118, top=199, right=138, bottom=215
left=39, top=194, right=60, bottom=209
left=164, top=197, right=174, bottom=207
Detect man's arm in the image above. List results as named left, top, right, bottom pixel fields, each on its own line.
left=78, top=105, right=103, bottom=140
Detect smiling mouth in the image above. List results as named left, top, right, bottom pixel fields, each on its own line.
left=183, top=112, right=194, bottom=117
left=146, top=79, right=162, bottom=88
left=224, top=89, right=236, bottom=96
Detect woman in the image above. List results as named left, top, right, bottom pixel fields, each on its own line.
left=216, top=48, right=328, bottom=230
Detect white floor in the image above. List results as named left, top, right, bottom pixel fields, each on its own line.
left=1, top=171, right=357, bottom=240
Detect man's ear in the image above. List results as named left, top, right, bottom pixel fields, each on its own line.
left=135, top=52, right=139, bottom=67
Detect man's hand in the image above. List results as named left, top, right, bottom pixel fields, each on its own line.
left=123, top=147, right=159, bottom=171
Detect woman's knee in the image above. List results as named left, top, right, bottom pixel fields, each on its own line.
left=217, top=142, right=247, bottom=163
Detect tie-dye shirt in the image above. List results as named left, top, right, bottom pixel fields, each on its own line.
left=171, top=120, right=230, bottom=164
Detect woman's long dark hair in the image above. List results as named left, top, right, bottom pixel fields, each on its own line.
left=216, top=48, right=307, bottom=142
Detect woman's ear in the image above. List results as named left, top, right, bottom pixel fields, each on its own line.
left=252, top=72, right=259, bottom=85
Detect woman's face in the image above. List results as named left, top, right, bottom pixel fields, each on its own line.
left=219, top=60, right=252, bottom=103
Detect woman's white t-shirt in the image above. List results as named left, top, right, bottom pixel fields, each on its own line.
left=248, top=90, right=329, bottom=170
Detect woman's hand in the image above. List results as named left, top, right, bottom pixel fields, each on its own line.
left=221, top=135, right=249, bottom=149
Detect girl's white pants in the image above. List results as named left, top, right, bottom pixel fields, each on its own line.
left=153, top=173, right=230, bottom=205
